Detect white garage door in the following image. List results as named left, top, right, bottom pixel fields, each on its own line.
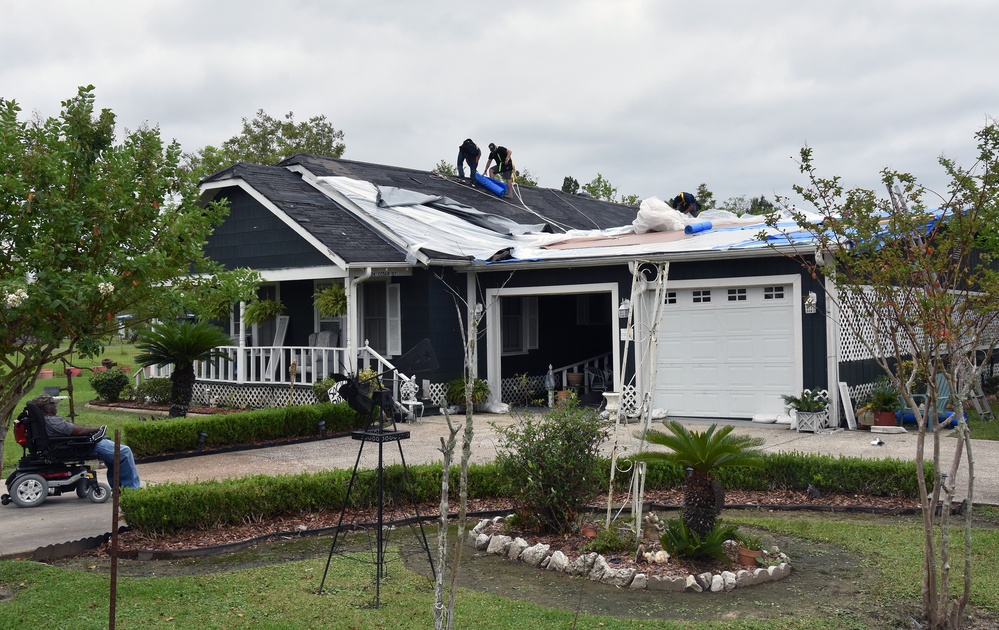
left=653, top=282, right=799, bottom=419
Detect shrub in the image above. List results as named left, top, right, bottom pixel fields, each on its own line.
left=89, top=368, right=131, bottom=402
left=494, top=397, right=609, bottom=535
left=134, top=377, right=173, bottom=405
left=660, top=518, right=738, bottom=564
left=581, top=526, right=637, bottom=555
left=311, top=377, right=338, bottom=402
left=446, top=377, right=490, bottom=406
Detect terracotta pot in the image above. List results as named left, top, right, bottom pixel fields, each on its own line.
left=738, top=546, right=762, bottom=565
left=567, top=372, right=584, bottom=388
left=873, top=411, right=897, bottom=426
left=37, top=369, right=54, bottom=380
left=66, top=367, right=83, bottom=378
left=580, top=524, right=598, bottom=539
left=92, top=366, right=107, bottom=374
left=120, top=365, right=132, bottom=374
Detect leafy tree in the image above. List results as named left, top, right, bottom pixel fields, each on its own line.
left=633, top=422, right=763, bottom=538
left=748, top=195, right=774, bottom=215
left=134, top=321, right=234, bottom=417
left=582, top=173, right=618, bottom=202
left=185, top=109, right=346, bottom=178
left=515, top=167, right=537, bottom=187
left=431, top=159, right=456, bottom=176
left=695, top=183, right=716, bottom=210
left=0, top=86, right=256, bottom=466
left=620, top=193, right=642, bottom=206
left=561, top=176, right=579, bottom=195
left=719, top=195, right=750, bottom=215
left=763, top=124, right=999, bottom=628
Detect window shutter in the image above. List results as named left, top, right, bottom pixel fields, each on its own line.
left=386, top=284, right=401, bottom=356
left=525, top=296, right=539, bottom=350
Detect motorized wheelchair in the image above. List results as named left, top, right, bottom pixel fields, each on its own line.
left=1, top=401, right=111, bottom=508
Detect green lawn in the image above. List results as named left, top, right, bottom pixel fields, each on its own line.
left=1, top=512, right=997, bottom=628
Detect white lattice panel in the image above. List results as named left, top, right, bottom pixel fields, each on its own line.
left=193, top=383, right=320, bottom=408
left=500, top=375, right=546, bottom=406
left=427, top=382, right=448, bottom=406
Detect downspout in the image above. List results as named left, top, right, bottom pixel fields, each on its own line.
left=348, top=267, right=373, bottom=369
left=467, top=270, right=479, bottom=380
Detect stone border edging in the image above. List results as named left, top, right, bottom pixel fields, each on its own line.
left=466, top=515, right=791, bottom=593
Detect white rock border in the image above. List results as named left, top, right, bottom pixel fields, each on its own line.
left=467, top=515, right=791, bottom=592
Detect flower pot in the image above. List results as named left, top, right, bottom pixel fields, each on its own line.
left=873, top=411, right=898, bottom=426
left=37, top=369, right=54, bottom=380
left=92, top=366, right=107, bottom=374
left=738, top=546, right=762, bottom=565
left=796, top=410, right=829, bottom=432
left=120, top=365, right=132, bottom=374
left=580, top=524, right=598, bottom=539
left=556, top=390, right=571, bottom=405
left=66, top=367, right=82, bottom=378
left=567, top=372, right=584, bottom=388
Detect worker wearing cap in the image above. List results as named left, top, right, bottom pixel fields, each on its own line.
left=33, top=395, right=141, bottom=489
left=483, top=143, right=515, bottom=195
left=669, top=192, right=702, bottom=217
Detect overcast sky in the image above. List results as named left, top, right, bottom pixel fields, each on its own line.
left=2, top=1, right=996, bottom=206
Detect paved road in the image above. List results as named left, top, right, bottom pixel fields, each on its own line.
left=3, top=414, right=996, bottom=559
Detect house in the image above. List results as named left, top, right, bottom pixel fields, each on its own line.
left=193, top=154, right=840, bottom=421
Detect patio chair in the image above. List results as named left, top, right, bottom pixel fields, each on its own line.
left=897, top=373, right=960, bottom=430
left=585, top=366, right=610, bottom=393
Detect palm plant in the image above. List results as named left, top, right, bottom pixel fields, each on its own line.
left=633, top=421, right=765, bottom=538
left=135, top=320, right=233, bottom=417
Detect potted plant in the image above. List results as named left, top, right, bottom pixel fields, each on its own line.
left=736, top=532, right=764, bottom=565
left=446, top=377, right=490, bottom=409
left=313, top=284, right=347, bottom=318
left=781, top=389, right=829, bottom=431
left=243, top=298, right=285, bottom=325
left=861, top=378, right=899, bottom=426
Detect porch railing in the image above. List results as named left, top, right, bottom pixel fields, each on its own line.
left=143, top=344, right=408, bottom=401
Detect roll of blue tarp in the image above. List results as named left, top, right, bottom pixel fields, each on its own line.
left=684, top=221, right=713, bottom=235
left=475, top=172, right=508, bottom=197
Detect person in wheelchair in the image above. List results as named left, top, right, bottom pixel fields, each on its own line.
left=33, top=395, right=141, bottom=489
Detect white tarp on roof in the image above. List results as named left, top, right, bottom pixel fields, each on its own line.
left=313, top=175, right=852, bottom=263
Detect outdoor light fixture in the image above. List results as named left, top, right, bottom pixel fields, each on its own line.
left=618, top=299, right=631, bottom=320
left=197, top=431, right=208, bottom=451
left=317, top=420, right=326, bottom=435
left=804, top=291, right=818, bottom=314
left=685, top=467, right=694, bottom=478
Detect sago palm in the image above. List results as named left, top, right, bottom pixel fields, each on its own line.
left=135, top=320, right=233, bottom=416
left=634, top=421, right=765, bottom=537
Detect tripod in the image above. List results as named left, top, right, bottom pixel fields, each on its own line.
left=318, top=367, right=436, bottom=607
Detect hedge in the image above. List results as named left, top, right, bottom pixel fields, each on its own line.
left=121, top=453, right=931, bottom=535
left=122, top=403, right=365, bottom=457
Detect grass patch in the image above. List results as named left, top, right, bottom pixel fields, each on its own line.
left=2, top=514, right=997, bottom=628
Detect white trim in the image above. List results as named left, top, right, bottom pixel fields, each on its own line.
left=201, top=178, right=350, bottom=269
left=485, top=282, right=621, bottom=403
left=387, top=283, right=401, bottom=356
left=258, top=266, right=346, bottom=282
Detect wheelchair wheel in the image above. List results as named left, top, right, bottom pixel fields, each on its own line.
left=11, top=474, right=48, bottom=508
left=87, top=483, right=112, bottom=504
left=76, top=479, right=89, bottom=499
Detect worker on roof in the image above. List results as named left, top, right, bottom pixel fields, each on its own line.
left=484, top=143, right=515, bottom=196
left=457, top=138, right=480, bottom=183
left=669, top=192, right=702, bottom=217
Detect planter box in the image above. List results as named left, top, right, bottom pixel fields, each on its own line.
left=796, top=410, right=829, bottom=432
left=37, top=369, right=54, bottom=380
left=66, top=367, right=83, bottom=378
left=92, top=366, right=107, bottom=374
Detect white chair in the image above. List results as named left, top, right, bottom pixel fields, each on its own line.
left=400, top=377, right=424, bottom=422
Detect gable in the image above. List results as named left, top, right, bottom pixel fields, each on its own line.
left=205, top=187, right=332, bottom=270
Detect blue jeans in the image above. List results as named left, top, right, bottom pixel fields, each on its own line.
left=91, top=439, right=141, bottom=489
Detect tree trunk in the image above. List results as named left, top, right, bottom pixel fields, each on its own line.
left=683, top=471, right=721, bottom=538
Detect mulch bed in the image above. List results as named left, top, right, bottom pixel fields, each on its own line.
left=85, top=489, right=922, bottom=563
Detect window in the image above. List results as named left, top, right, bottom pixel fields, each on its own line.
left=502, top=296, right=538, bottom=355
left=665, top=291, right=677, bottom=305
left=727, top=288, right=747, bottom=301
left=764, top=286, right=786, bottom=300
left=692, top=289, right=711, bottom=303
left=361, top=282, right=401, bottom=356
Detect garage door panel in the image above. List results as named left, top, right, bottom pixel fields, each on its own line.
left=654, top=283, right=799, bottom=418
